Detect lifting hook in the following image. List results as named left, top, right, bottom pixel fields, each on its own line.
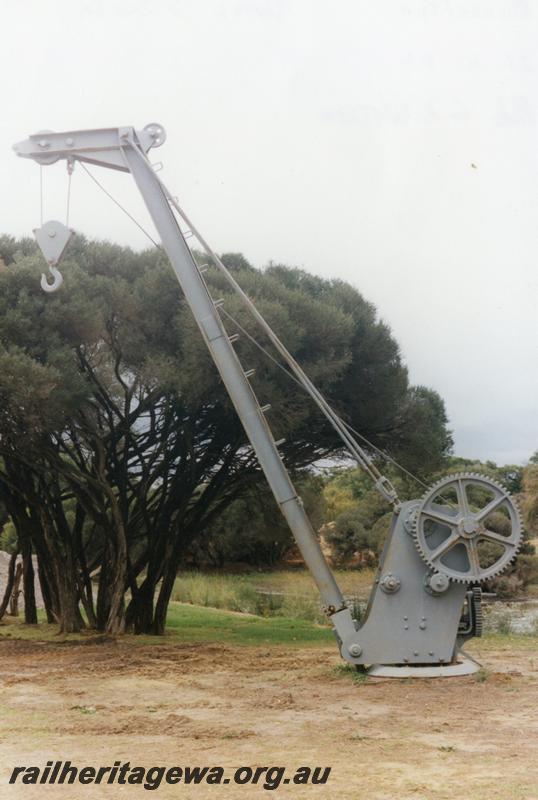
left=40, top=264, right=64, bottom=293
left=33, top=219, right=73, bottom=295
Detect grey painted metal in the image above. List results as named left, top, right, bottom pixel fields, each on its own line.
left=367, top=657, right=479, bottom=678
left=342, top=501, right=466, bottom=666
left=340, top=502, right=468, bottom=666
left=338, top=473, right=521, bottom=668
left=33, top=220, right=73, bottom=292
left=13, top=126, right=160, bottom=171
left=33, top=220, right=73, bottom=265
left=413, top=472, right=523, bottom=583
left=40, top=264, right=63, bottom=294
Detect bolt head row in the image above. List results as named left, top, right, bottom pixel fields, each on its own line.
left=38, top=137, right=75, bottom=149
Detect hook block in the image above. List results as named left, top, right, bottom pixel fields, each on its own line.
left=33, top=220, right=73, bottom=266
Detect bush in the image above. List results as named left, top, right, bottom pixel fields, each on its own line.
left=324, top=498, right=392, bottom=567
left=324, top=510, right=368, bottom=565
left=278, top=591, right=325, bottom=624
left=187, top=476, right=326, bottom=568
left=522, top=464, right=538, bottom=536
left=0, top=520, right=17, bottom=554
left=172, top=573, right=238, bottom=609
left=490, top=574, right=524, bottom=600
left=514, top=554, right=538, bottom=585
left=488, top=555, right=538, bottom=599
left=231, top=584, right=260, bottom=614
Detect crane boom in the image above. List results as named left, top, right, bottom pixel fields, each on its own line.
left=14, top=124, right=357, bottom=645
left=15, top=123, right=522, bottom=675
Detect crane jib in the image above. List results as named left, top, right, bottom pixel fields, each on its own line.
left=14, top=124, right=522, bottom=677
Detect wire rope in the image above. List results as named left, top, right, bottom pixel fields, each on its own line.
left=80, top=157, right=430, bottom=496
left=79, top=162, right=161, bottom=249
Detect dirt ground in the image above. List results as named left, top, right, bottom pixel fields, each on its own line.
left=0, top=637, right=537, bottom=800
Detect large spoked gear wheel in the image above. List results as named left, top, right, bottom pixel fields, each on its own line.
left=413, top=473, right=523, bottom=584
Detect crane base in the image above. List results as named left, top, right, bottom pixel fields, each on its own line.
left=367, top=656, right=479, bottom=679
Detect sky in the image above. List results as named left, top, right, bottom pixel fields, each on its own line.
left=1, top=0, right=537, bottom=466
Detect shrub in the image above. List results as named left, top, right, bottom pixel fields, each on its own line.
left=488, top=555, right=538, bottom=599
left=231, top=583, right=260, bottom=614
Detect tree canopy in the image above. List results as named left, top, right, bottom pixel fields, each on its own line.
left=0, top=234, right=453, bottom=633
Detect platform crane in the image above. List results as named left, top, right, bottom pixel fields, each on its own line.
left=14, top=124, right=523, bottom=676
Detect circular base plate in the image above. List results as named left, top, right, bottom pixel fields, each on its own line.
left=367, top=656, right=479, bottom=679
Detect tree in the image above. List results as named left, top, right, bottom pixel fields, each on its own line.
left=0, top=236, right=453, bottom=634
left=391, top=386, right=454, bottom=478
left=321, top=466, right=392, bottom=565
left=522, top=464, right=538, bottom=537
left=187, top=475, right=326, bottom=568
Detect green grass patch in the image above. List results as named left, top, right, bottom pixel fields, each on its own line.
left=0, top=614, right=88, bottom=643
left=473, top=667, right=491, bottom=683
left=332, top=663, right=368, bottom=684
left=0, top=602, right=334, bottom=648
left=164, top=602, right=334, bottom=646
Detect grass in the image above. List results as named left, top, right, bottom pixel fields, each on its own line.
left=466, top=631, right=538, bottom=654
left=1, top=563, right=537, bottom=653
left=171, top=568, right=374, bottom=623
left=70, top=705, right=97, bottom=715
left=332, top=663, right=368, bottom=684
left=0, top=602, right=335, bottom=648
left=1, top=603, right=538, bottom=654
left=165, top=603, right=333, bottom=646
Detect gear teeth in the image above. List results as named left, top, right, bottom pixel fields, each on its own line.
left=512, top=495, right=524, bottom=525
left=472, top=587, right=483, bottom=637
left=411, top=472, right=523, bottom=585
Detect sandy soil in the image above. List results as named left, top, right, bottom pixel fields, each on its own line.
left=0, top=637, right=537, bottom=800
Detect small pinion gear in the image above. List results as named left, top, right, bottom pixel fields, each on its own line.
left=412, top=472, right=523, bottom=584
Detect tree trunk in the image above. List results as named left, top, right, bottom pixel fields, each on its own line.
left=152, top=568, right=176, bottom=636
left=36, top=554, right=58, bottom=624
left=76, top=571, right=97, bottom=628
left=40, top=507, right=82, bottom=634
left=57, top=543, right=83, bottom=634
left=0, top=551, right=19, bottom=620
left=95, top=444, right=128, bottom=636
left=9, top=562, right=23, bottom=617
left=129, top=534, right=172, bottom=635
left=56, top=576, right=81, bottom=633
left=72, top=504, right=97, bottom=628
left=96, top=555, right=110, bottom=632
left=126, top=577, right=156, bottom=634
left=105, top=579, right=126, bottom=635
left=20, top=535, right=37, bottom=624
left=96, top=539, right=126, bottom=634
left=152, top=541, right=183, bottom=635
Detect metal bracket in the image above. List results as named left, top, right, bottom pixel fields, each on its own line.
left=13, top=124, right=165, bottom=173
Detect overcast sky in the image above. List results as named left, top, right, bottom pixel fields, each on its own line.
left=1, top=0, right=537, bottom=465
